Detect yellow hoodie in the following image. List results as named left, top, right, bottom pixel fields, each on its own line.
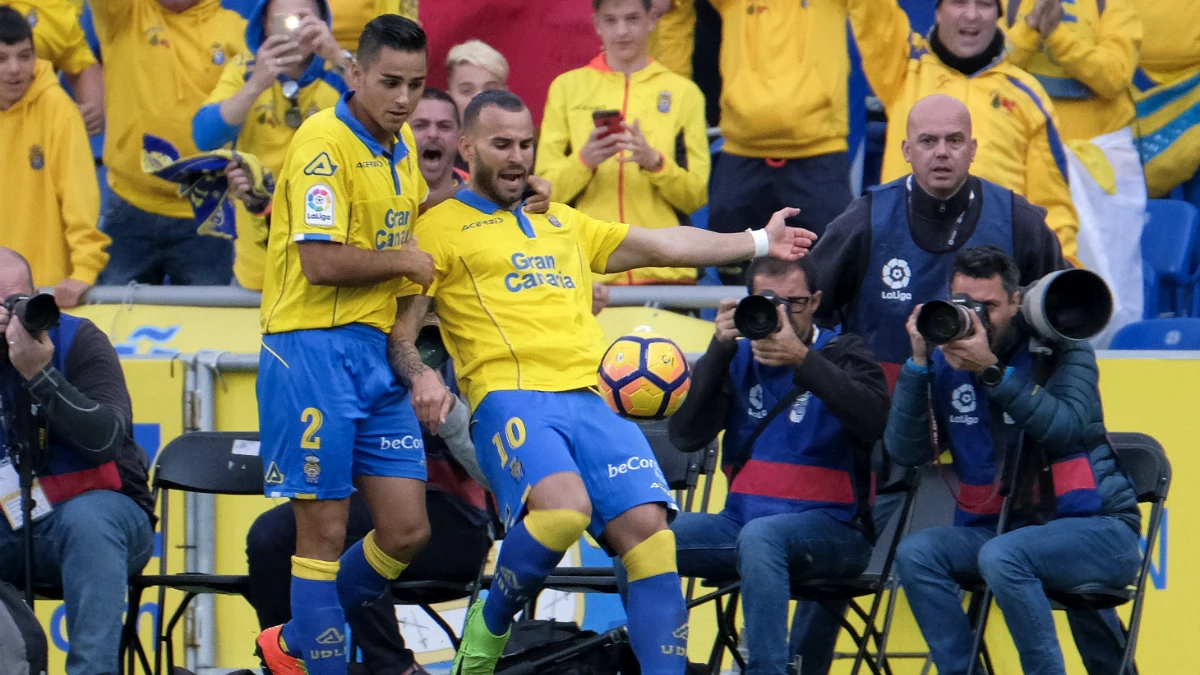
left=1005, top=0, right=1142, bottom=141
left=648, top=0, right=695, bottom=78
left=90, top=0, right=246, bottom=219
left=0, top=61, right=107, bottom=286
left=712, top=0, right=850, bottom=159
left=849, top=0, right=1079, bottom=260
left=537, top=55, right=710, bottom=285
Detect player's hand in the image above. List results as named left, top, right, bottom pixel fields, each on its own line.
left=907, top=304, right=929, bottom=366
left=616, top=121, right=663, bottom=171
left=714, top=298, right=740, bottom=344
left=523, top=175, right=552, bottom=215
left=6, top=318, right=54, bottom=381
left=762, top=207, right=816, bottom=261
left=248, top=35, right=304, bottom=94
left=751, top=305, right=808, bottom=367
left=397, top=237, right=435, bottom=292
left=78, top=100, right=105, bottom=137
left=53, top=279, right=91, bottom=309
left=579, top=125, right=631, bottom=169
left=411, top=368, right=452, bottom=434
left=225, top=161, right=254, bottom=203
left=591, top=283, right=610, bottom=315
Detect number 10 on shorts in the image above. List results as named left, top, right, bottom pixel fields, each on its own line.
left=492, top=417, right=526, bottom=468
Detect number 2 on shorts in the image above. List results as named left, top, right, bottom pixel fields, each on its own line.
left=491, top=416, right=526, bottom=468
left=301, top=407, right=324, bottom=449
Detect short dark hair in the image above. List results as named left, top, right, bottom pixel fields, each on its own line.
left=420, top=87, right=460, bottom=123
left=0, top=7, right=33, bottom=47
left=357, top=14, right=426, bottom=68
left=462, top=89, right=526, bottom=133
left=746, top=256, right=819, bottom=295
left=952, top=245, right=1020, bottom=295
left=592, top=0, right=652, bottom=11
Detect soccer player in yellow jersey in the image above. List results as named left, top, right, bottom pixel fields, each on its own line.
left=253, top=16, right=435, bottom=675
left=393, top=89, right=814, bottom=675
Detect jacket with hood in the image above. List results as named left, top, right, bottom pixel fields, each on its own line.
left=0, top=60, right=108, bottom=286
left=711, top=0, right=850, bottom=159
left=89, top=0, right=246, bottom=219
left=1005, top=0, right=1142, bottom=141
left=191, top=0, right=346, bottom=289
left=536, top=55, right=709, bottom=285
left=849, top=0, right=1080, bottom=262
left=2, top=0, right=98, bottom=75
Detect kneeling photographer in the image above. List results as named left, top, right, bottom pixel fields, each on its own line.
left=0, top=248, right=153, bottom=675
left=887, top=245, right=1140, bottom=675
left=635, top=257, right=888, bottom=675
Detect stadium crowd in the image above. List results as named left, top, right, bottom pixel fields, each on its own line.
left=0, top=0, right=1194, bottom=674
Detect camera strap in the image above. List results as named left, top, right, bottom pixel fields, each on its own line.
left=729, top=386, right=805, bottom=482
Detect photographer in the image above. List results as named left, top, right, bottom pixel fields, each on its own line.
left=0, top=248, right=153, bottom=675
left=887, top=246, right=1140, bottom=675
left=651, top=257, right=889, bottom=675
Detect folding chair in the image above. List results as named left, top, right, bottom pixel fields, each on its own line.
left=965, top=432, right=1171, bottom=675
left=121, top=432, right=262, bottom=675
left=698, top=458, right=922, bottom=675
left=1110, top=318, right=1200, bottom=350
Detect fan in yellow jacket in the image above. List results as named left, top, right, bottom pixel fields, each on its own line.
left=536, top=0, right=709, bottom=286
left=1129, top=0, right=1200, bottom=197
left=0, top=12, right=107, bottom=307
left=849, top=0, right=1080, bottom=261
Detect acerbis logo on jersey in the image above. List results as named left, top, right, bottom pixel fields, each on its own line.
left=305, top=185, right=334, bottom=226
left=881, top=258, right=913, bottom=301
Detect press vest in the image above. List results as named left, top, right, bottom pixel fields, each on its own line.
left=721, top=329, right=866, bottom=526
left=932, top=343, right=1103, bottom=528
left=0, top=314, right=124, bottom=506
left=847, top=177, right=1014, bottom=384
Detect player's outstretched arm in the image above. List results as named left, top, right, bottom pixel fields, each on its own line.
left=389, top=295, right=453, bottom=434
left=604, top=207, right=815, bottom=274
left=297, top=238, right=434, bottom=290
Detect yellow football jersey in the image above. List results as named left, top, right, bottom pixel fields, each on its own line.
left=261, top=96, right=428, bottom=335
left=409, top=191, right=630, bottom=410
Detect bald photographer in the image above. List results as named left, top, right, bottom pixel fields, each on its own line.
left=0, top=247, right=153, bottom=675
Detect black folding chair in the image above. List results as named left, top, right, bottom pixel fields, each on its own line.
left=698, top=457, right=922, bottom=675
left=965, top=432, right=1170, bottom=675
left=121, top=432, right=262, bottom=675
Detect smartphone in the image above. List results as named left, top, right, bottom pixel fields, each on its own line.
left=269, top=13, right=302, bottom=37
left=592, top=109, right=623, bottom=139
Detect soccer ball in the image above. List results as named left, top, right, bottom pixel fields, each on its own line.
left=598, top=332, right=691, bottom=419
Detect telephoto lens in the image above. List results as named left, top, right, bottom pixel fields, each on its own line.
left=4, top=293, right=60, bottom=335
left=733, top=291, right=785, bottom=340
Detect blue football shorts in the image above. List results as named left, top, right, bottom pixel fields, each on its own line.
left=257, top=324, right=426, bottom=499
left=471, top=389, right=678, bottom=540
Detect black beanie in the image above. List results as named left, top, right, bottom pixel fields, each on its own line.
left=936, top=0, right=1004, bottom=17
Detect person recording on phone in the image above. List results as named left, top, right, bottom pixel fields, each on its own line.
left=0, top=247, right=153, bottom=675
left=192, top=0, right=351, bottom=290
left=887, top=245, right=1141, bottom=675
left=536, top=0, right=710, bottom=286
left=631, top=256, right=888, bottom=675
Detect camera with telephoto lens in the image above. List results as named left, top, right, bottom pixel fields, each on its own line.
left=916, top=293, right=989, bottom=345
left=0, top=293, right=60, bottom=362
left=1017, top=269, right=1112, bottom=343
left=733, top=290, right=789, bottom=340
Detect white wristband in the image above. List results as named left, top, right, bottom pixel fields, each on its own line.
left=749, top=228, right=770, bottom=258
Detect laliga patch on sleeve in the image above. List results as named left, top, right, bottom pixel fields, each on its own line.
left=303, top=152, right=337, bottom=177
left=305, top=185, right=335, bottom=227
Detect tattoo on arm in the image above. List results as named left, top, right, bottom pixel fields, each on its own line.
left=388, top=335, right=429, bottom=388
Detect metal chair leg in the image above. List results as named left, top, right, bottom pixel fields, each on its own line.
left=419, top=603, right=462, bottom=649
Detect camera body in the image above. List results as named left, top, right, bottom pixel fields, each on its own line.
left=733, top=290, right=788, bottom=340
left=0, top=294, right=61, bottom=362
left=916, top=293, right=989, bottom=345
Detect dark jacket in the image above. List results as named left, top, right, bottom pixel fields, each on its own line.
left=885, top=339, right=1140, bottom=530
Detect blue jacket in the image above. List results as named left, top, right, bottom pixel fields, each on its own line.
left=886, top=338, right=1140, bottom=531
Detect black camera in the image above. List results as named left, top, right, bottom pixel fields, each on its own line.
left=3, top=294, right=59, bottom=337
left=415, top=324, right=449, bottom=370
left=916, top=293, right=988, bottom=345
left=733, top=290, right=788, bottom=340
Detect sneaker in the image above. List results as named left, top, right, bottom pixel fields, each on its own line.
left=255, top=625, right=308, bottom=675
left=451, top=600, right=511, bottom=675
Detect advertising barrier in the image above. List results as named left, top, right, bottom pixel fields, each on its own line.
left=34, top=303, right=1196, bottom=673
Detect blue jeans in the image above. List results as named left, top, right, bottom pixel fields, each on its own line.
left=895, top=516, right=1141, bottom=675
left=672, top=510, right=871, bottom=675
left=786, top=491, right=905, bottom=675
left=98, top=192, right=233, bottom=285
left=0, top=490, right=154, bottom=675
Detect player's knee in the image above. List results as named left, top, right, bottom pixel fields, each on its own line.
left=296, top=516, right=349, bottom=560
left=528, top=473, right=593, bottom=517
left=523, top=508, right=592, bottom=553
left=373, top=517, right=431, bottom=563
